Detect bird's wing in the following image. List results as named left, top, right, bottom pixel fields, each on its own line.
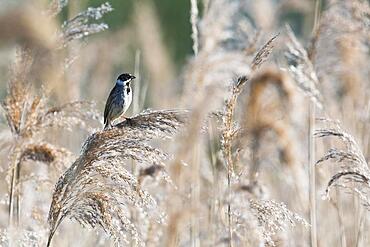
left=104, top=86, right=117, bottom=124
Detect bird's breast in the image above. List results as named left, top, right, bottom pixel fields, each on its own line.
left=123, top=87, right=132, bottom=112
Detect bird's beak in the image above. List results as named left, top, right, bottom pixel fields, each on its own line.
left=130, top=75, right=136, bottom=80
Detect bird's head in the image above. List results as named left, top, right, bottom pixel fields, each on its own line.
left=116, top=73, right=136, bottom=86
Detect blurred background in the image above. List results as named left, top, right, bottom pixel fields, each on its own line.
left=0, top=0, right=316, bottom=105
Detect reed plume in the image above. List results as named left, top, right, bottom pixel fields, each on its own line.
left=0, top=1, right=112, bottom=240
left=47, top=110, right=187, bottom=246
left=285, top=25, right=322, bottom=109
left=313, top=0, right=369, bottom=108
left=1, top=47, right=100, bottom=227
left=315, top=119, right=370, bottom=207
left=248, top=198, right=309, bottom=246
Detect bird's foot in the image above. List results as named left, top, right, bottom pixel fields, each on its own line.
left=104, top=123, right=112, bottom=130
left=125, top=117, right=133, bottom=126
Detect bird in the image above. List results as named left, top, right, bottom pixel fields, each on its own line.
left=103, top=73, right=136, bottom=129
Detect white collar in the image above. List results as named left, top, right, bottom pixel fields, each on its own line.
left=116, top=79, right=130, bottom=86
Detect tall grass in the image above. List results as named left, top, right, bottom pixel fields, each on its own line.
left=0, top=0, right=369, bottom=246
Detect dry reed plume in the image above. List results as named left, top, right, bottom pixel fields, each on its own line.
left=47, top=110, right=187, bottom=246
left=0, top=1, right=112, bottom=245
left=1, top=47, right=99, bottom=227
left=316, top=119, right=370, bottom=206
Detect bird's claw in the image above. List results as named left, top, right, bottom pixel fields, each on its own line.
left=126, top=117, right=133, bottom=126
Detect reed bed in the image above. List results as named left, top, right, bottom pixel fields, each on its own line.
left=0, top=0, right=369, bottom=246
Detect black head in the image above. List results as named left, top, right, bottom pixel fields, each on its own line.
left=117, top=73, right=135, bottom=83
